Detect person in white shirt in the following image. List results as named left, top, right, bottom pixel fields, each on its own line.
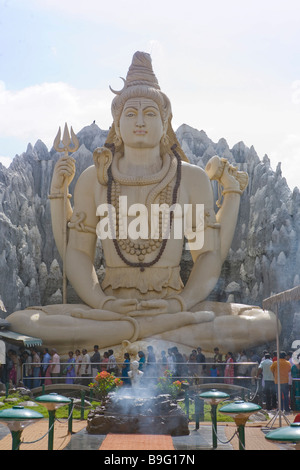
left=107, top=349, right=118, bottom=376
left=75, top=349, right=82, bottom=382
left=81, top=348, right=91, bottom=385
left=167, top=349, right=176, bottom=375
left=50, top=349, right=60, bottom=384
left=257, top=353, right=276, bottom=410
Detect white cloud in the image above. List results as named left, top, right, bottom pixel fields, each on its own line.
left=0, top=80, right=112, bottom=151
left=28, top=0, right=300, bottom=30
left=292, top=81, right=300, bottom=104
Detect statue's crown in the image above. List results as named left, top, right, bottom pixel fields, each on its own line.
left=125, top=51, right=160, bottom=89
left=110, top=51, right=160, bottom=95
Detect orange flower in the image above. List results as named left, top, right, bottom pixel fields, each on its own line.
left=94, top=370, right=111, bottom=382
left=114, top=378, right=123, bottom=386
left=172, top=380, right=182, bottom=387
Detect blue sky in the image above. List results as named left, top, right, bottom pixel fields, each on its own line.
left=1, top=0, right=300, bottom=189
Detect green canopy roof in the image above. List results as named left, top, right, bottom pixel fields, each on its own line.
left=0, top=330, right=42, bottom=347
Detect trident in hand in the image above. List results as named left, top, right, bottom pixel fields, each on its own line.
left=53, top=123, right=79, bottom=304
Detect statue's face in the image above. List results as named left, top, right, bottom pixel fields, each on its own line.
left=119, top=97, right=164, bottom=150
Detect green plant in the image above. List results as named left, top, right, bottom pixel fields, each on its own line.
left=88, top=370, right=123, bottom=401
left=156, top=370, right=188, bottom=400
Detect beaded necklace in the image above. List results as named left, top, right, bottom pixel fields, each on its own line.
left=106, top=144, right=182, bottom=271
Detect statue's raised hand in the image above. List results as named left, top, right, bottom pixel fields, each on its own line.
left=205, top=155, right=248, bottom=193
left=219, top=161, right=241, bottom=191
left=50, top=155, right=76, bottom=194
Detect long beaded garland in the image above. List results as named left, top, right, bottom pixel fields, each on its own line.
left=106, top=144, right=182, bottom=272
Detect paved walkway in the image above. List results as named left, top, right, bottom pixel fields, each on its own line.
left=99, top=434, right=175, bottom=450
left=0, top=412, right=295, bottom=451
left=0, top=420, right=87, bottom=451
left=223, top=422, right=280, bottom=451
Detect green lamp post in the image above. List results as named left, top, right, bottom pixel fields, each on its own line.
left=0, top=406, right=44, bottom=450
left=199, top=389, right=229, bottom=449
left=35, top=393, right=71, bottom=450
left=219, top=400, right=261, bottom=450
left=265, top=423, right=300, bottom=450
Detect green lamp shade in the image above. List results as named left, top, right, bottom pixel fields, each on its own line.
left=199, top=389, right=229, bottom=404
left=265, top=423, right=300, bottom=443
left=35, top=393, right=71, bottom=411
left=0, top=406, right=44, bottom=431
left=220, top=400, right=261, bottom=418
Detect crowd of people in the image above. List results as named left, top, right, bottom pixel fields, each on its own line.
left=220, top=348, right=300, bottom=413
left=1, top=343, right=299, bottom=412
left=0, top=345, right=125, bottom=388
left=1, top=346, right=65, bottom=388
left=256, top=350, right=300, bottom=413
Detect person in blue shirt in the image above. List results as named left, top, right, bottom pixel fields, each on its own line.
left=41, top=348, right=51, bottom=385
left=122, top=353, right=131, bottom=385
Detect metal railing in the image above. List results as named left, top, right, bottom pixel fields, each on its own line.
left=17, top=360, right=260, bottom=385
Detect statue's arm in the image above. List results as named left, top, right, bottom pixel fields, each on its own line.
left=205, top=155, right=248, bottom=263
left=180, top=249, right=222, bottom=310
left=214, top=163, right=243, bottom=263
left=49, top=155, right=75, bottom=258
left=215, top=187, right=241, bottom=263
left=63, top=167, right=114, bottom=309
left=179, top=165, right=222, bottom=309
left=49, top=161, right=108, bottom=308
left=179, top=160, right=245, bottom=310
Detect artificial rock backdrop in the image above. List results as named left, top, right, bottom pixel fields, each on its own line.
left=1, top=122, right=300, bottom=351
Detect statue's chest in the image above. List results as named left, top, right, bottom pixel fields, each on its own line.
left=113, top=185, right=154, bottom=207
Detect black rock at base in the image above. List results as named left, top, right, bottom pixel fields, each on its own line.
left=86, top=392, right=190, bottom=436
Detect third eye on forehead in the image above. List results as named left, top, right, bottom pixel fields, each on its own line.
left=124, top=98, right=159, bottom=112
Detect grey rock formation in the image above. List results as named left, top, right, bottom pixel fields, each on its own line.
left=1, top=122, right=299, bottom=351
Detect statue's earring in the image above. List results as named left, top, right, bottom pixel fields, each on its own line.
left=113, top=124, right=123, bottom=147
left=160, top=121, right=170, bottom=148
left=161, top=133, right=169, bottom=147
left=160, top=132, right=170, bottom=157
